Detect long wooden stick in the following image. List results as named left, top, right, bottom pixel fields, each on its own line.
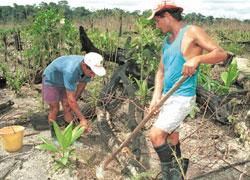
left=103, top=75, right=188, bottom=168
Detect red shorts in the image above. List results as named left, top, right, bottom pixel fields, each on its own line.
left=42, top=76, right=67, bottom=104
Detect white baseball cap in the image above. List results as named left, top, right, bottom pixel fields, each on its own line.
left=84, top=52, right=106, bottom=76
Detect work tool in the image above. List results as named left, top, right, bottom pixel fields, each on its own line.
left=96, top=75, right=188, bottom=179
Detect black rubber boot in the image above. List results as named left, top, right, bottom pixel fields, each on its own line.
left=49, top=124, right=56, bottom=138
left=154, top=142, right=181, bottom=163
left=161, top=161, right=180, bottom=180
left=63, top=121, right=76, bottom=129
left=154, top=142, right=189, bottom=180
left=160, top=158, right=189, bottom=180
left=49, top=124, right=60, bottom=146
left=182, top=158, right=189, bottom=180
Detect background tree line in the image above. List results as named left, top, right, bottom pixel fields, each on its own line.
left=1, top=0, right=250, bottom=25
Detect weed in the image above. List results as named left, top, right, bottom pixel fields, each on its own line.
left=0, top=61, right=25, bottom=94
left=130, top=171, right=156, bottom=180
left=134, top=77, right=154, bottom=107
left=198, top=72, right=221, bottom=92
left=189, top=103, right=201, bottom=118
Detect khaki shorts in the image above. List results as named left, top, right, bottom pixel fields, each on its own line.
left=154, top=95, right=196, bottom=133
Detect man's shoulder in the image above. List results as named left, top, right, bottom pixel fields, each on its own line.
left=55, top=55, right=84, bottom=62
left=185, top=25, right=207, bottom=41
left=52, top=55, right=83, bottom=70
left=186, top=25, right=204, bottom=34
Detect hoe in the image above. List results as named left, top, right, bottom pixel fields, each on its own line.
left=96, top=75, right=188, bottom=179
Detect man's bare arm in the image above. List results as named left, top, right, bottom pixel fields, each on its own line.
left=182, top=26, right=227, bottom=76
left=66, top=90, right=86, bottom=122
left=75, top=82, right=87, bottom=100
left=149, top=55, right=164, bottom=111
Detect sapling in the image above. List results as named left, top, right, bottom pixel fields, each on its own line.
left=36, top=120, right=86, bottom=170
left=220, top=57, right=240, bottom=93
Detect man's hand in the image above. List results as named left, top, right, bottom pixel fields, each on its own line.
left=79, top=119, right=91, bottom=133
left=66, top=89, right=90, bottom=133
left=148, top=99, right=161, bottom=117
left=182, top=57, right=200, bottom=77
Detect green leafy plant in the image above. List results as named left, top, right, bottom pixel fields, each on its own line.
left=130, top=171, right=155, bottom=180
left=219, top=57, right=240, bottom=93
left=88, top=29, right=119, bottom=51
left=221, top=57, right=239, bottom=86
left=0, top=28, right=15, bottom=62
left=21, top=8, right=80, bottom=85
left=197, top=72, right=220, bottom=92
left=134, top=77, right=154, bottom=107
left=125, top=18, right=162, bottom=108
left=0, top=61, right=25, bottom=94
left=217, top=29, right=249, bottom=55
left=197, top=64, right=222, bottom=93
left=36, top=121, right=86, bottom=170
left=87, top=82, right=102, bottom=109
left=189, top=103, right=201, bottom=118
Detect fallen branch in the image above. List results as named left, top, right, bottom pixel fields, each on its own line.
left=0, top=162, right=18, bottom=180
left=24, top=132, right=40, bottom=137
left=96, top=105, right=146, bottom=178
left=191, top=159, right=250, bottom=180
left=0, top=149, right=34, bottom=163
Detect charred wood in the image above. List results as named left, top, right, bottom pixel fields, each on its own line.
left=0, top=100, right=14, bottom=115
left=196, top=86, right=249, bottom=123
left=0, top=76, right=7, bottom=88
left=14, top=30, right=23, bottom=51
left=79, top=25, right=130, bottom=65
left=238, top=41, right=250, bottom=45
left=2, top=33, right=8, bottom=62
left=119, top=13, right=123, bottom=37
left=119, top=62, right=141, bottom=160
left=96, top=106, right=145, bottom=178
left=79, top=26, right=100, bottom=54
left=97, top=61, right=145, bottom=175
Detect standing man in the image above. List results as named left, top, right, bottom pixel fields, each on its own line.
left=147, top=0, right=227, bottom=179
left=42, top=52, right=106, bottom=139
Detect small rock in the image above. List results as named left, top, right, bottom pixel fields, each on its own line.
left=236, top=57, right=250, bottom=73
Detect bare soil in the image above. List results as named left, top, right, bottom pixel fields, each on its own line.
left=0, top=82, right=250, bottom=180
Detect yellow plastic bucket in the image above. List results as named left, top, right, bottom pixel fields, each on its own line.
left=0, top=126, right=25, bottom=152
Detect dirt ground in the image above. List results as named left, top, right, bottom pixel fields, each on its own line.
left=0, top=82, right=250, bottom=180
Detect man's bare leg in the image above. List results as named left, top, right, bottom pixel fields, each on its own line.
left=61, top=98, right=73, bottom=123
left=48, top=103, right=60, bottom=124
left=149, top=125, right=179, bottom=146
left=48, top=103, right=60, bottom=139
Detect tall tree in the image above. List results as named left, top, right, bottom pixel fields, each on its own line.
left=58, top=0, right=72, bottom=19
left=0, top=6, right=13, bottom=23
left=72, top=7, right=91, bottom=19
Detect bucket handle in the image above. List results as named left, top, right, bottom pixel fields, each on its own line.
left=10, top=126, right=16, bottom=134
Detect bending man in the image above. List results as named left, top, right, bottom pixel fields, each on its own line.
left=42, top=52, right=106, bottom=139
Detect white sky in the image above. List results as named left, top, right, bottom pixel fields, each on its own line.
left=1, top=0, right=250, bottom=20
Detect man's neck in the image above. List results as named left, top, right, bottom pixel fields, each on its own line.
left=170, top=21, right=185, bottom=39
